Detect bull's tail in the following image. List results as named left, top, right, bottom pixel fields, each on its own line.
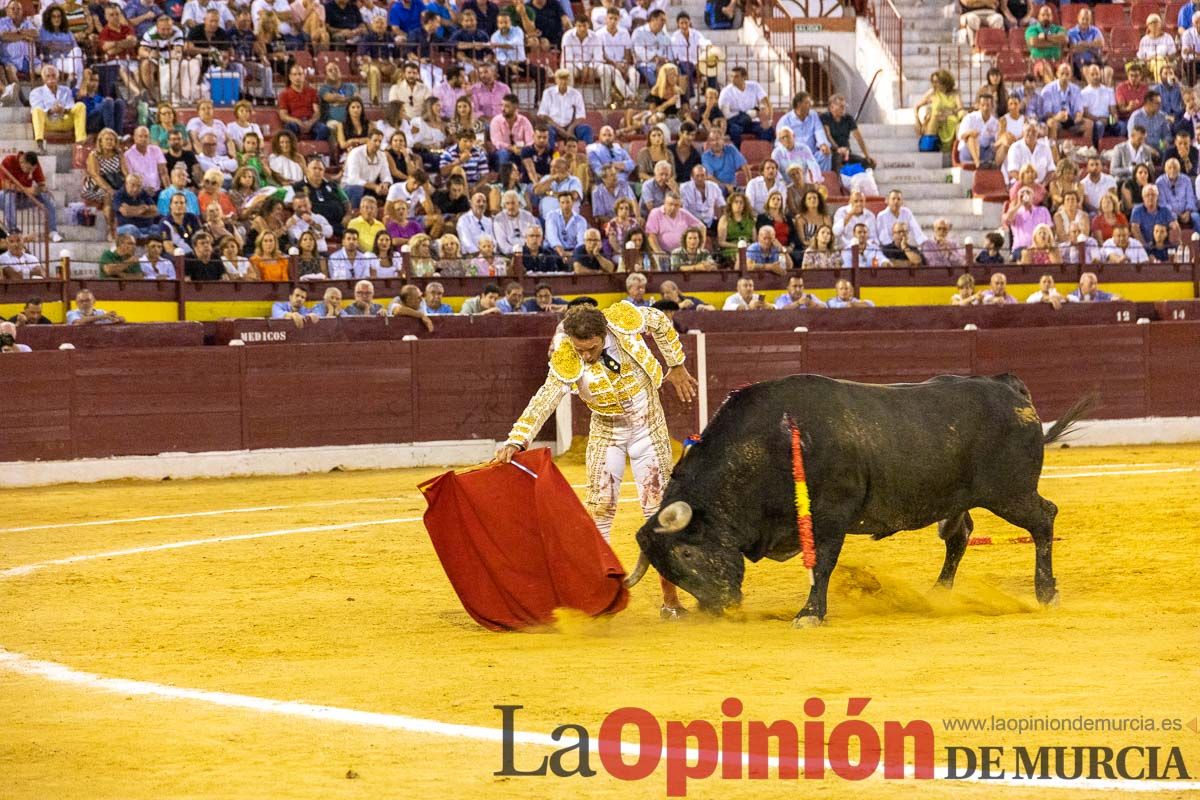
left=1043, top=394, right=1099, bottom=446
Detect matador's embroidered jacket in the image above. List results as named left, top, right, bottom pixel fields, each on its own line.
left=504, top=303, right=686, bottom=448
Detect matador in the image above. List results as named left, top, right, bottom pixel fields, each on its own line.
left=496, top=302, right=699, bottom=618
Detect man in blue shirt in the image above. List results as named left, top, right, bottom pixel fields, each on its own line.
left=1040, top=62, right=1090, bottom=142
left=496, top=281, right=525, bottom=312
left=387, top=0, right=425, bottom=35
left=700, top=130, right=748, bottom=193
left=1068, top=272, right=1119, bottom=302
left=1154, top=63, right=1184, bottom=123
left=1129, top=90, right=1173, bottom=153
left=774, top=91, right=831, bottom=171
left=1130, top=184, right=1180, bottom=243
left=544, top=191, right=587, bottom=257
left=1154, top=157, right=1197, bottom=226
left=421, top=281, right=454, bottom=314
left=1066, top=6, right=1105, bottom=78
left=270, top=285, right=317, bottom=325
left=1179, top=1, right=1196, bottom=31
left=586, top=125, right=635, bottom=182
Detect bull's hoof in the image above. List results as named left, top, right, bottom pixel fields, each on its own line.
left=1039, top=590, right=1061, bottom=608
left=660, top=605, right=690, bottom=621
left=792, top=614, right=824, bottom=628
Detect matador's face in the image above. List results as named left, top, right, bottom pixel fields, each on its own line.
left=569, top=335, right=605, bottom=365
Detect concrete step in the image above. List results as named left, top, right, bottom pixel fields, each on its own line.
left=871, top=166, right=953, bottom=184
left=873, top=152, right=948, bottom=170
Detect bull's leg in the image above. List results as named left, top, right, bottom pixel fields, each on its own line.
left=935, top=511, right=974, bottom=589
left=991, top=493, right=1059, bottom=605
left=793, top=528, right=846, bottom=627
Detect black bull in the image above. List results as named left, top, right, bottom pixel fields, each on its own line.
left=624, top=374, right=1094, bottom=624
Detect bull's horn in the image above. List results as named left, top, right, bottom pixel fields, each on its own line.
left=654, top=501, right=692, bottom=533
left=624, top=553, right=650, bottom=588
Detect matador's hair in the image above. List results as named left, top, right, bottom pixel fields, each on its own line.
left=562, top=305, right=608, bottom=341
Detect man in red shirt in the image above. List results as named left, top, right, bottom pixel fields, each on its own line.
left=278, top=64, right=331, bottom=146
left=0, top=151, right=64, bottom=242
left=1116, top=62, right=1149, bottom=124
left=98, top=4, right=141, bottom=96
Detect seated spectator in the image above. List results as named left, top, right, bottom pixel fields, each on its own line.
left=221, top=236, right=256, bottom=280
left=719, top=65, right=773, bottom=147
left=123, top=126, right=169, bottom=194
left=956, top=91, right=1000, bottom=168
left=913, top=69, right=963, bottom=153
left=1121, top=163, right=1156, bottom=216
left=951, top=273, right=983, bottom=305
left=415, top=283, right=452, bottom=316
left=793, top=187, right=831, bottom=250
left=293, top=158, right=350, bottom=236
left=455, top=192, right=495, bottom=256
left=311, top=287, right=345, bottom=318
left=7, top=297, right=50, bottom=324
left=587, top=125, right=635, bottom=183
left=1138, top=15, right=1176, bottom=82
left=1145, top=222, right=1179, bottom=262
left=162, top=192, right=203, bottom=255
left=0, top=3, right=39, bottom=89
left=545, top=191, right=588, bottom=259
left=980, top=271, right=1017, bottom=304
left=520, top=226, right=566, bottom=273
left=1116, top=64, right=1149, bottom=126
left=776, top=91, right=831, bottom=171
left=0, top=320, right=30, bottom=351
left=537, top=68, right=594, bottom=145
left=1024, top=4, right=1066, bottom=67
left=716, top=192, right=756, bottom=263
left=436, top=233, right=469, bottom=277
left=1068, top=271, right=1122, bottom=301
left=341, top=280, right=387, bottom=317
left=957, top=0, right=1003, bottom=47
left=635, top=127, right=672, bottom=184
left=250, top=230, right=290, bottom=281
left=278, top=64, right=331, bottom=144
left=490, top=93, right=535, bottom=171
left=1092, top=191, right=1129, bottom=243
left=1019, top=223, right=1057, bottom=265
left=496, top=281, right=525, bottom=313
left=881, top=222, right=924, bottom=266
left=1155, top=64, right=1184, bottom=124
left=832, top=190, right=877, bottom=247
left=78, top=68, right=127, bottom=137
left=66, top=289, right=124, bottom=324
left=38, top=6, right=84, bottom=90
left=1130, top=184, right=1180, bottom=243
left=270, top=285, right=316, bottom=326
left=533, top=157, right=583, bottom=220
left=876, top=189, right=926, bottom=247
left=158, top=163, right=200, bottom=217
left=1080, top=155, right=1118, bottom=213
left=669, top=226, right=716, bottom=271
left=827, top=278, right=874, bottom=308
left=1165, top=130, right=1198, bottom=179
left=639, top=160, right=678, bottom=217
left=572, top=228, right=617, bottom=274
left=1040, top=62, right=1090, bottom=143
left=493, top=190, right=540, bottom=256
left=747, top=224, right=791, bottom=275
left=1079, top=64, right=1117, bottom=148
left=679, top=164, right=724, bottom=232
left=459, top=283, right=503, bottom=315
left=0, top=234, right=45, bottom=279
left=801, top=224, right=840, bottom=269
left=821, top=92, right=875, bottom=171
left=346, top=196, right=387, bottom=253
left=1002, top=185, right=1053, bottom=257
left=1155, top=158, right=1196, bottom=226
left=774, top=274, right=824, bottom=309
left=1053, top=189, right=1090, bottom=242
left=844, top=221, right=890, bottom=268
left=29, top=65, right=85, bottom=151
left=1009, top=162, right=1048, bottom=208
left=1067, top=7, right=1106, bottom=79
left=972, top=231, right=1006, bottom=264
left=2, top=151, right=65, bottom=244
left=343, top=129, right=393, bottom=211
left=196, top=133, right=238, bottom=181
left=139, top=238, right=175, bottom=279
left=1004, top=123, right=1055, bottom=186
left=1130, top=91, right=1172, bottom=154
left=701, top=130, right=748, bottom=193
left=756, top=189, right=797, bottom=251
left=723, top=276, right=767, bottom=311
left=184, top=232, right=224, bottom=281
left=1026, top=274, right=1065, bottom=309
left=744, top=159, right=788, bottom=217
left=921, top=219, right=960, bottom=267
left=113, top=173, right=163, bottom=240
left=669, top=122, right=704, bottom=184
left=1103, top=223, right=1150, bottom=264
left=327, top=230, right=378, bottom=280
left=646, top=191, right=702, bottom=254
left=997, top=94, right=1030, bottom=156
left=622, top=272, right=652, bottom=307
left=164, top=130, right=202, bottom=189
left=591, top=164, right=636, bottom=225
left=521, top=283, right=569, bottom=312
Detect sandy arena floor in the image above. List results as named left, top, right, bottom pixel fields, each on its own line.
left=1, top=443, right=1198, bottom=799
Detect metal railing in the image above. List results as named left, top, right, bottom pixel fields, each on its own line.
left=937, top=45, right=995, bottom=104
left=756, top=0, right=835, bottom=104
left=866, top=0, right=905, bottom=99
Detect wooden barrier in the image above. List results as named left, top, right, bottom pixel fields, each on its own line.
left=17, top=322, right=205, bottom=350
left=4, top=321, right=1199, bottom=464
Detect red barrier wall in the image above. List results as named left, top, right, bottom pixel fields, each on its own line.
left=4, top=322, right=1199, bottom=463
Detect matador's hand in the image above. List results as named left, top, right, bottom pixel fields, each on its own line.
left=666, top=366, right=698, bottom=403
left=494, top=444, right=521, bottom=464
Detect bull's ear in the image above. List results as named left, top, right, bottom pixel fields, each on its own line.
left=654, top=501, right=692, bottom=533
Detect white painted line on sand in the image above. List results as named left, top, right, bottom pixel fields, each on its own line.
left=1041, top=467, right=1197, bottom=480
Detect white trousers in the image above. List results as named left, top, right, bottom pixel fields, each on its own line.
left=584, top=399, right=672, bottom=541
left=596, top=63, right=639, bottom=102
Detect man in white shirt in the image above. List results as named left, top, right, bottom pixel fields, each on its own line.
left=631, top=9, right=670, bottom=87
left=342, top=129, right=392, bottom=210
left=743, top=158, right=787, bottom=215
left=1004, top=123, right=1057, bottom=186
left=1080, top=154, right=1118, bottom=213
left=722, top=276, right=769, bottom=311
left=0, top=233, right=46, bottom=279
left=679, top=164, right=725, bottom=229
left=832, top=190, right=877, bottom=247
left=560, top=18, right=599, bottom=86
left=327, top=229, right=380, bottom=280
left=669, top=12, right=709, bottom=98
left=875, top=189, right=927, bottom=247
left=718, top=65, right=773, bottom=147
left=842, top=222, right=890, bottom=267
left=1079, top=63, right=1117, bottom=147
left=66, top=289, right=124, bottom=324
left=138, top=237, right=176, bottom=279
left=493, top=189, right=540, bottom=255
left=1101, top=224, right=1149, bottom=263
left=29, top=65, right=85, bottom=150
left=537, top=68, right=594, bottom=145
left=196, top=133, right=237, bottom=179
left=456, top=191, right=495, bottom=255
left=956, top=91, right=1000, bottom=168
left=1025, top=274, right=1065, bottom=308
left=595, top=7, right=637, bottom=104
left=286, top=194, right=333, bottom=253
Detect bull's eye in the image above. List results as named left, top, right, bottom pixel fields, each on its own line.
left=679, top=548, right=693, bottom=561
